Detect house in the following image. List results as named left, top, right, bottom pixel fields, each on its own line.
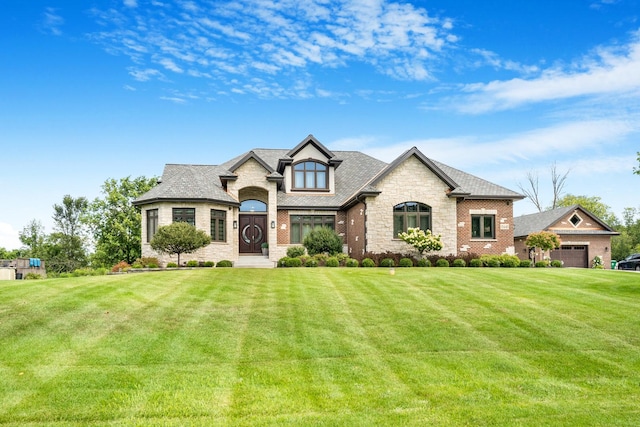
left=513, top=205, right=619, bottom=268
left=133, top=135, right=524, bottom=265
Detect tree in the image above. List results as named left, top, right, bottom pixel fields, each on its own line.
left=525, top=231, right=561, bottom=264
left=518, top=162, right=569, bottom=212
left=44, top=195, right=89, bottom=273
left=398, top=227, right=443, bottom=257
left=85, top=176, right=157, bottom=267
left=19, top=219, right=46, bottom=258
left=150, top=222, right=211, bottom=266
left=555, top=194, right=619, bottom=227
left=634, top=152, right=640, bottom=175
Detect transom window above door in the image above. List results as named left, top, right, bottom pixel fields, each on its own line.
left=393, top=202, right=432, bottom=236
left=292, top=161, right=328, bottom=191
left=240, top=200, right=267, bottom=212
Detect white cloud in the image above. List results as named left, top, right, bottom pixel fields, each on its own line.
left=356, top=119, right=636, bottom=169
left=455, top=30, right=640, bottom=113
left=88, top=0, right=458, bottom=98
left=0, top=223, right=22, bottom=251
left=41, top=7, right=64, bottom=36
left=128, top=67, right=162, bottom=81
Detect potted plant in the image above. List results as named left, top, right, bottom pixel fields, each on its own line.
left=261, top=242, right=269, bottom=256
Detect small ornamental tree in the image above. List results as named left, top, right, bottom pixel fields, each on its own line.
left=398, top=227, right=443, bottom=257
left=525, top=231, right=561, bottom=263
left=150, top=222, right=211, bottom=266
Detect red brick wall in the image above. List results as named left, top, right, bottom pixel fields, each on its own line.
left=346, top=202, right=366, bottom=258
left=277, top=210, right=289, bottom=245
left=456, top=199, right=515, bottom=256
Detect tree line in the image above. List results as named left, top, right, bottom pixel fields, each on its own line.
left=0, top=176, right=157, bottom=274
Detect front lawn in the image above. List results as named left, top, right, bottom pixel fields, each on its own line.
left=1, top=268, right=639, bottom=426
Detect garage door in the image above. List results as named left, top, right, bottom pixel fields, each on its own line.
left=552, top=245, right=588, bottom=268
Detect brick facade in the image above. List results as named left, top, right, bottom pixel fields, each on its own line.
left=456, top=199, right=516, bottom=256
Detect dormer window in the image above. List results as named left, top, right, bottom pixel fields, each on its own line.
left=293, top=161, right=328, bottom=191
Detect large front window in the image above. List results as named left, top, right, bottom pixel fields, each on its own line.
left=210, top=210, right=226, bottom=242
left=146, top=209, right=158, bottom=242
left=173, top=208, right=195, bottom=226
left=393, top=202, right=431, bottom=236
left=471, top=215, right=495, bottom=239
left=293, top=161, right=328, bottom=190
left=290, top=215, right=335, bottom=243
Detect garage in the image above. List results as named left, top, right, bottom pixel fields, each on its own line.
left=552, top=245, right=588, bottom=268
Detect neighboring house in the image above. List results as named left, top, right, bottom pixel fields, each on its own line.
left=513, top=205, right=619, bottom=269
left=133, top=135, right=524, bottom=265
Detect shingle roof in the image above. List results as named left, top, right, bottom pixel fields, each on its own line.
left=134, top=143, right=523, bottom=208
left=513, top=204, right=619, bottom=237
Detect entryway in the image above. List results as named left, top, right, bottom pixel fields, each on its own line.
left=239, top=214, right=267, bottom=254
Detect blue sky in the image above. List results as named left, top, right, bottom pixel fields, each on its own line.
left=1, top=0, right=639, bottom=250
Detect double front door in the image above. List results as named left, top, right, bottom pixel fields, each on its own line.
left=239, top=215, right=267, bottom=254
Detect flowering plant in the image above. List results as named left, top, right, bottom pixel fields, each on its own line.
left=398, top=227, right=443, bottom=256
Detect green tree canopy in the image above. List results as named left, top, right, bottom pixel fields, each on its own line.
left=19, top=219, right=46, bottom=258
left=525, top=231, right=562, bottom=252
left=43, top=195, right=89, bottom=273
left=554, top=194, right=619, bottom=227
left=634, top=152, right=639, bottom=175
left=150, top=222, right=211, bottom=266
left=85, top=176, right=157, bottom=267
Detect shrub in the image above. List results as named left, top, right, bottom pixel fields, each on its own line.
left=303, top=227, right=343, bottom=256
left=469, top=259, right=483, bottom=267
left=501, top=257, right=520, bottom=268
left=166, top=262, right=178, bottom=268
left=111, top=261, right=131, bottom=273
left=313, top=253, right=329, bottom=265
left=278, top=257, right=290, bottom=267
left=499, top=254, right=521, bottom=268
left=345, top=258, right=359, bottom=267
left=551, top=260, right=563, bottom=268
left=399, top=257, right=414, bottom=267
left=216, top=260, right=233, bottom=267
left=535, top=261, right=549, bottom=268
left=203, top=261, right=215, bottom=267
left=436, top=258, right=450, bottom=267
left=287, top=246, right=306, bottom=258
left=135, top=257, right=160, bottom=268
left=286, top=257, right=302, bottom=267
left=362, top=258, right=376, bottom=267
left=147, top=263, right=159, bottom=269
left=335, top=253, right=350, bottom=265
left=186, top=260, right=199, bottom=267
left=380, top=258, right=395, bottom=267
left=326, top=257, right=340, bottom=267
left=519, top=259, right=532, bottom=268
left=24, top=273, right=42, bottom=280
left=452, top=258, right=466, bottom=267
left=417, top=258, right=431, bottom=267
left=131, top=262, right=143, bottom=269
left=305, top=258, right=318, bottom=267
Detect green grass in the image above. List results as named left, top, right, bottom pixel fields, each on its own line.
left=1, top=268, right=639, bottom=426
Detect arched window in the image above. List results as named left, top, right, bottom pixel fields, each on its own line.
left=292, top=161, right=328, bottom=190
left=240, top=199, right=267, bottom=212
left=393, top=202, right=432, bottom=237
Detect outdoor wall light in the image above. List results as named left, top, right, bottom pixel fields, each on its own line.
left=271, top=220, right=276, bottom=229
left=233, top=220, right=238, bottom=229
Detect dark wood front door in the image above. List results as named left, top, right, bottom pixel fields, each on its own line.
left=239, top=215, right=267, bottom=254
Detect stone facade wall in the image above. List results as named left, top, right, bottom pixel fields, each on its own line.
left=365, top=156, right=457, bottom=255
left=140, top=201, right=236, bottom=266
left=456, top=199, right=516, bottom=256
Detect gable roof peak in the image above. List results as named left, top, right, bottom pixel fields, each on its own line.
left=287, top=134, right=336, bottom=159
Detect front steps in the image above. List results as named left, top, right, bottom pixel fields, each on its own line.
left=234, top=255, right=276, bottom=268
